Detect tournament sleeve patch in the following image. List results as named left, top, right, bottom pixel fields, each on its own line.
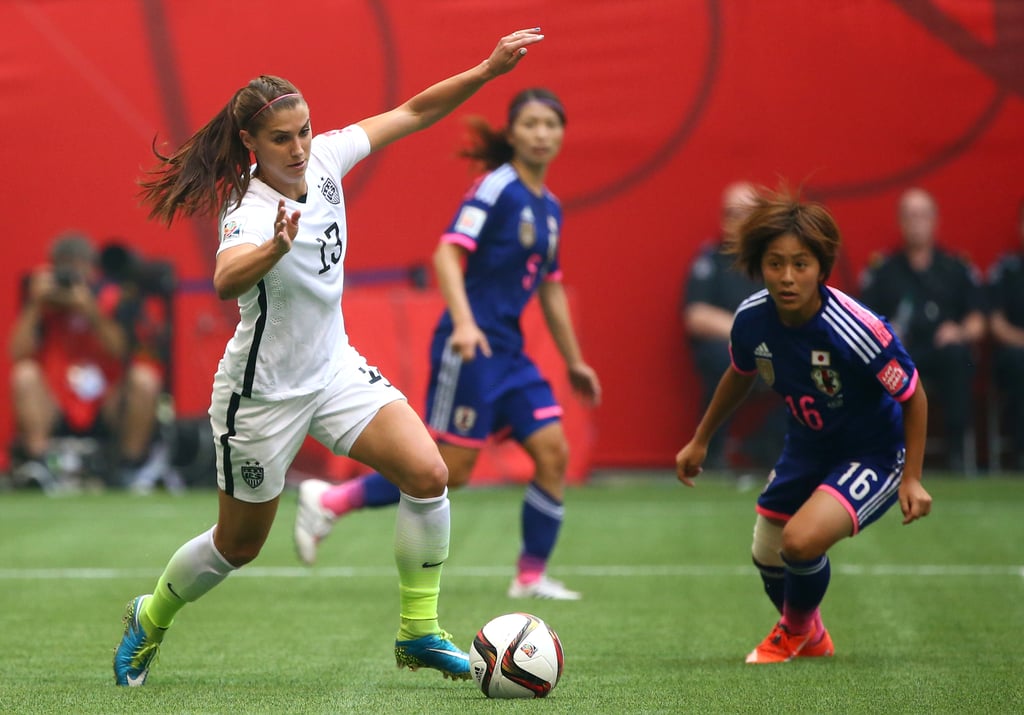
left=222, top=218, right=245, bottom=242
left=876, top=358, right=909, bottom=395
left=454, top=205, right=487, bottom=238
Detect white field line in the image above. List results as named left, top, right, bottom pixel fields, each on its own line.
left=0, top=564, right=1021, bottom=580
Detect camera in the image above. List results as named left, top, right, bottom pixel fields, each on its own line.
left=54, top=266, right=82, bottom=288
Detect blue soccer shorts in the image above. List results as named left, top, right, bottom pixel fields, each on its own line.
left=425, top=336, right=562, bottom=448
left=756, top=446, right=906, bottom=534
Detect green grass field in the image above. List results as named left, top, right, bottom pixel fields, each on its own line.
left=1, top=473, right=1022, bottom=714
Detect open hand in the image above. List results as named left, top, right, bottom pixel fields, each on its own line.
left=484, top=28, right=545, bottom=77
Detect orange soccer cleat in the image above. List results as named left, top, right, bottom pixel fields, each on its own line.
left=798, top=624, right=834, bottom=658
left=745, top=622, right=813, bottom=664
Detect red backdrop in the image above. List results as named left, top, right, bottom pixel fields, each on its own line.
left=2, top=1, right=1022, bottom=472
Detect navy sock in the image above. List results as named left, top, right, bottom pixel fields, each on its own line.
left=519, top=482, right=564, bottom=567
left=781, top=552, right=830, bottom=633
left=362, top=472, right=402, bottom=507
left=752, top=557, right=785, bottom=613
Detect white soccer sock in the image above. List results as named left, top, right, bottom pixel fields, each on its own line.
left=149, top=526, right=235, bottom=626
left=394, top=489, right=450, bottom=623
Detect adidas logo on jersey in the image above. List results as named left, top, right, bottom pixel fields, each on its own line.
left=754, top=342, right=772, bottom=358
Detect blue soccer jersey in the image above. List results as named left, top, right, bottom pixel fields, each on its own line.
left=434, top=163, right=563, bottom=353
left=730, top=285, right=919, bottom=458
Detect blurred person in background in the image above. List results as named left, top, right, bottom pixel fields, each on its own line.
left=8, top=232, right=163, bottom=492
left=294, top=87, right=601, bottom=601
left=859, top=187, right=985, bottom=472
left=682, top=181, right=785, bottom=478
left=987, top=198, right=1024, bottom=470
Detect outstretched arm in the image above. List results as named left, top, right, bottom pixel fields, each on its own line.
left=357, top=28, right=544, bottom=152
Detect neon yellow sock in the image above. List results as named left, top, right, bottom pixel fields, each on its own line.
left=142, top=576, right=186, bottom=631
left=397, top=585, right=441, bottom=640
left=399, top=616, right=441, bottom=641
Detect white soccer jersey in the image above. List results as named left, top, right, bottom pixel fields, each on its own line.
left=216, top=125, right=371, bottom=400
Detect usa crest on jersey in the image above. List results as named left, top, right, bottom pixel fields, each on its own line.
left=319, top=176, right=340, bottom=205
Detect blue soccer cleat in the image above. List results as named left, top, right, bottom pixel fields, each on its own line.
left=395, top=631, right=471, bottom=680
left=113, top=594, right=164, bottom=686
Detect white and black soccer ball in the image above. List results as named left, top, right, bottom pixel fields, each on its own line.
left=469, top=612, right=564, bottom=698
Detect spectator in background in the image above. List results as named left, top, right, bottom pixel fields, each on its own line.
left=987, top=198, right=1024, bottom=470
left=859, top=187, right=986, bottom=472
left=8, top=233, right=164, bottom=491
left=681, top=181, right=784, bottom=474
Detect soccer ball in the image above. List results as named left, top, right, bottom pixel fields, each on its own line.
left=469, top=612, right=564, bottom=698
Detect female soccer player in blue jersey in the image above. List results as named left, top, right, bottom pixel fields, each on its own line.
left=296, top=88, right=602, bottom=601
left=112, top=28, right=544, bottom=687
left=674, top=189, right=933, bottom=663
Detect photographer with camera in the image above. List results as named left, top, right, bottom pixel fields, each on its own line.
left=8, top=232, right=165, bottom=492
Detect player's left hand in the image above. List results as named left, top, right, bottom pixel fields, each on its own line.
left=568, top=362, right=601, bottom=407
left=484, top=28, right=545, bottom=77
left=898, top=478, right=932, bottom=524
left=270, top=199, right=301, bottom=256
left=675, top=441, right=706, bottom=488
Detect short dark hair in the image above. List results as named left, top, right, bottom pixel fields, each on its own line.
left=729, top=188, right=841, bottom=281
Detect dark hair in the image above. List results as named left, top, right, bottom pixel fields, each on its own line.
left=458, top=87, right=566, bottom=171
left=138, top=75, right=304, bottom=225
left=729, top=187, right=841, bottom=281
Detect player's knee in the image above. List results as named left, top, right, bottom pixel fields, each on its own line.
left=405, top=454, right=449, bottom=498
left=751, top=514, right=784, bottom=568
left=780, top=526, right=827, bottom=561
left=534, top=435, right=570, bottom=477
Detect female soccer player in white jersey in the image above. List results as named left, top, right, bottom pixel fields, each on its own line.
left=294, top=88, right=601, bottom=601
left=674, top=189, right=933, bottom=664
left=112, top=28, right=545, bottom=687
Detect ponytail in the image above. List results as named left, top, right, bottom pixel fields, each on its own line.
left=138, top=75, right=303, bottom=225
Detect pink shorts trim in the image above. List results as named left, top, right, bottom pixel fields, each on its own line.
left=817, top=484, right=860, bottom=535
left=755, top=505, right=792, bottom=522
left=533, top=405, right=564, bottom=420
left=429, top=427, right=486, bottom=449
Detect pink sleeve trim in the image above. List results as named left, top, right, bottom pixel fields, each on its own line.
left=544, top=270, right=564, bottom=282
left=440, top=232, right=477, bottom=252
left=894, top=369, right=920, bottom=403
left=817, top=484, right=861, bottom=535
left=728, top=343, right=758, bottom=375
